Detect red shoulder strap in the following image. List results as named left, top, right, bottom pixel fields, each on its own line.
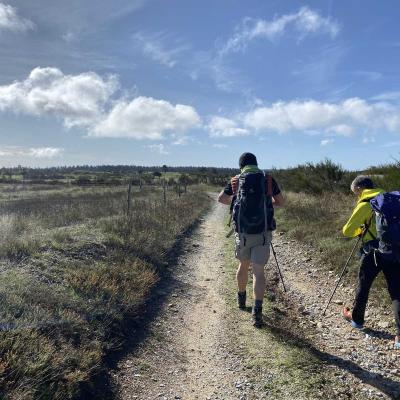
left=266, top=175, right=273, bottom=196
left=231, top=176, right=239, bottom=194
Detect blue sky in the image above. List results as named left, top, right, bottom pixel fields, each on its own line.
left=1, top=1, right=400, bottom=169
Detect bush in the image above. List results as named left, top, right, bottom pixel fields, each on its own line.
left=272, top=159, right=355, bottom=194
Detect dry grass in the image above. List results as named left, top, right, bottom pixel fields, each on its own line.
left=0, top=184, right=210, bottom=400
left=275, top=191, right=389, bottom=300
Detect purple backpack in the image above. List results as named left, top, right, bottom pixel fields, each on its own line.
left=370, top=191, right=400, bottom=262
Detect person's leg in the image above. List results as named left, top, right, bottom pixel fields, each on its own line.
left=251, top=262, right=265, bottom=327
left=352, top=252, right=380, bottom=325
left=236, top=260, right=250, bottom=292
left=250, top=235, right=271, bottom=327
left=381, top=258, right=400, bottom=337
left=251, top=232, right=271, bottom=304
left=235, top=234, right=251, bottom=308
left=252, top=263, right=266, bottom=301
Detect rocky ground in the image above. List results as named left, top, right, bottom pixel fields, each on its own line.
left=272, top=233, right=400, bottom=399
left=112, top=200, right=400, bottom=400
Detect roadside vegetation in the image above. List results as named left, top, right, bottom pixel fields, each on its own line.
left=0, top=182, right=210, bottom=400
left=274, top=159, right=400, bottom=301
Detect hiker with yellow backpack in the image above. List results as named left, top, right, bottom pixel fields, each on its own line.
left=218, top=153, right=284, bottom=327
left=342, top=176, right=400, bottom=349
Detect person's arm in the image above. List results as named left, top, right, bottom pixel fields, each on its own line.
left=272, top=192, right=284, bottom=207
left=342, top=202, right=371, bottom=238
left=218, top=190, right=232, bottom=205
left=218, top=179, right=234, bottom=205
left=270, top=177, right=284, bottom=207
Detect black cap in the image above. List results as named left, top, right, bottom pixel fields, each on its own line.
left=239, top=152, right=257, bottom=169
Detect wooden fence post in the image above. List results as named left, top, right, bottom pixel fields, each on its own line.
left=127, top=182, right=132, bottom=216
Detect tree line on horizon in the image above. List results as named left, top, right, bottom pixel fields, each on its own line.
left=0, top=159, right=398, bottom=194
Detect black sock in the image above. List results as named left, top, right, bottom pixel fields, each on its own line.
left=238, top=291, right=246, bottom=297
left=254, top=299, right=263, bottom=310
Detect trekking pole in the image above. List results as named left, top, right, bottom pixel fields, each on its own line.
left=322, top=235, right=362, bottom=316
left=226, top=228, right=234, bottom=238
left=270, top=242, right=287, bottom=293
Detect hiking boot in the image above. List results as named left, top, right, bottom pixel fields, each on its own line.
left=395, top=336, right=400, bottom=350
left=252, top=307, right=263, bottom=328
left=342, top=307, right=363, bottom=329
left=237, top=291, right=246, bottom=310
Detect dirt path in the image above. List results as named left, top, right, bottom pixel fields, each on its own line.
left=112, top=201, right=400, bottom=400
left=113, top=201, right=248, bottom=399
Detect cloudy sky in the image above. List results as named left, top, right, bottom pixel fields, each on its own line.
left=1, top=1, right=400, bottom=169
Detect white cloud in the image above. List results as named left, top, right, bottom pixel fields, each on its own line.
left=62, top=31, right=78, bottom=43
left=221, top=7, right=339, bottom=55
left=0, top=3, right=35, bottom=32
left=208, top=116, right=249, bottom=137
left=212, top=143, right=228, bottom=149
left=371, top=91, right=400, bottom=102
left=133, top=32, right=189, bottom=68
left=381, top=140, right=400, bottom=148
left=0, top=146, right=63, bottom=158
left=363, top=137, right=376, bottom=144
left=354, top=70, right=382, bottom=81
left=243, top=97, right=400, bottom=135
left=91, top=96, right=200, bottom=139
left=320, top=139, right=334, bottom=146
left=147, top=144, right=169, bottom=155
left=29, top=147, right=63, bottom=158
left=0, top=67, right=201, bottom=140
left=0, top=67, right=118, bottom=128
left=327, top=124, right=354, bottom=136
left=172, top=137, right=189, bottom=146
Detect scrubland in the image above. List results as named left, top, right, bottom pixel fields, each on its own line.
left=0, top=183, right=210, bottom=400
left=274, top=190, right=391, bottom=304
left=274, top=159, right=400, bottom=295
left=0, top=159, right=399, bottom=399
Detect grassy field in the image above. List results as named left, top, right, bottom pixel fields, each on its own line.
left=0, top=183, right=210, bottom=400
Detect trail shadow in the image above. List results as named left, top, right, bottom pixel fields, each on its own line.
left=363, top=327, right=394, bottom=341
left=263, top=320, right=400, bottom=399
left=80, top=213, right=208, bottom=400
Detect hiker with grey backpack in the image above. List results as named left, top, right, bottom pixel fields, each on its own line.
left=341, top=175, right=400, bottom=349
left=218, top=153, right=284, bottom=327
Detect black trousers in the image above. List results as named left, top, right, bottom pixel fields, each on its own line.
left=352, top=251, right=400, bottom=335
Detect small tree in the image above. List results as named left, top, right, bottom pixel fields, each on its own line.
left=179, top=174, right=189, bottom=193
left=138, top=169, right=144, bottom=190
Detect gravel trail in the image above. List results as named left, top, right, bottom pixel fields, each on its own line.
left=272, top=233, right=400, bottom=399
left=112, top=200, right=400, bottom=400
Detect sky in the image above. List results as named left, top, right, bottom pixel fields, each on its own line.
left=1, top=1, right=400, bottom=170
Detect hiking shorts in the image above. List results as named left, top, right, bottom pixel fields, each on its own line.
left=234, top=231, right=272, bottom=265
